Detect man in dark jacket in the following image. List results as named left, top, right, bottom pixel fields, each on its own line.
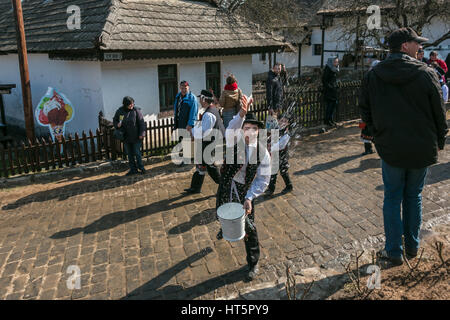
left=113, top=96, right=147, bottom=175
left=360, top=27, right=448, bottom=266
left=322, top=56, right=339, bottom=126
left=266, top=63, right=283, bottom=112
left=174, top=81, right=198, bottom=165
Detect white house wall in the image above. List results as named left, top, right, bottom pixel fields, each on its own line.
left=101, top=55, right=253, bottom=121
left=252, top=25, right=354, bottom=75
left=0, top=53, right=103, bottom=137
left=252, top=16, right=449, bottom=75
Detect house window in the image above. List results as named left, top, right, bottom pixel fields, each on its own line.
left=158, top=64, right=178, bottom=112
left=259, top=53, right=266, bottom=61
left=206, top=61, right=221, bottom=98
left=313, top=44, right=323, bottom=56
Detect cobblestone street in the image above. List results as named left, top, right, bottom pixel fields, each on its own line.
left=0, top=123, right=448, bottom=300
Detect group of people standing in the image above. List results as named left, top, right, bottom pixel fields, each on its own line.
left=110, top=26, right=447, bottom=279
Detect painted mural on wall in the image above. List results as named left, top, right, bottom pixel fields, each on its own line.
left=35, top=87, right=74, bottom=142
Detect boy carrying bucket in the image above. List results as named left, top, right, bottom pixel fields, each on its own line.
left=216, top=96, right=271, bottom=281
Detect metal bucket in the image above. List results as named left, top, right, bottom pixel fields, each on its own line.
left=217, top=202, right=246, bottom=242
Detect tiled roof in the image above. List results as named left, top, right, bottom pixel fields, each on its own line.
left=0, top=0, right=111, bottom=52
left=0, top=0, right=284, bottom=54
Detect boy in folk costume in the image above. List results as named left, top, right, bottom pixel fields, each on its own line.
left=184, top=90, right=225, bottom=194
left=359, top=121, right=374, bottom=155
left=265, top=109, right=293, bottom=196
left=216, top=96, right=271, bottom=281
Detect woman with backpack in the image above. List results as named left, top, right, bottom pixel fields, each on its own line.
left=219, top=74, right=242, bottom=128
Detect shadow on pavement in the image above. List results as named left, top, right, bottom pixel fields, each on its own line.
left=50, top=194, right=213, bottom=239
left=375, top=161, right=450, bottom=190
left=168, top=208, right=217, bottom=235
left=2, top=162, right=194, bottom=211
left=3, top=175, right=147, bottom=211
left=293, top=154, right=361, bottom=176
left=122, top=248, right=248, bottom=300
left=425, top=162, right=450, bottom=185
left=344, top=158, right=380, bottom=174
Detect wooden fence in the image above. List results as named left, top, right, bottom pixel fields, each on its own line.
left=0, top=81, right=362, bottom=178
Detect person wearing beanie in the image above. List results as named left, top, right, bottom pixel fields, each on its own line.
left=322, top=56, right=340, bottom=126
left=113, top=96, right=147, bottom=175
left=219, top=74, right=242, bottom=128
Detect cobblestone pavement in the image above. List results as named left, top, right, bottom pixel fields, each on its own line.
left=0, top=123, right=448, bottom=300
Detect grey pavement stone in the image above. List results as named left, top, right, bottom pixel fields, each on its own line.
left=0, top=123, right=448, bottom=300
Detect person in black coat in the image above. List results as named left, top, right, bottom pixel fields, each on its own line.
left=322, top=56, right=340, bottom=126
left=113, top=96, right=147, bottom=175
left=360, top=27, right=448, bottom=266
left=266, top=63, right=283, bottom=112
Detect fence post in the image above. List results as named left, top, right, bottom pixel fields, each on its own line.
left=82, top=131, right=89, bottom=163
left=47, top=136, right=56, bottom=170
left=41, top=137, right=49, bottom=171
left=109, top=128, right=116, bottom=161
left=89, top=130, right=96, bottom=161
left=27, top=139, right=36, bottom=173
left=96, top=129, right=102, bottom=161
left=14, top=141, right=22, bottom=175
left=21, top=141, right=29, bottom=173
left=75, top=133, right=83, bottom=165
left=0, top=144, right=8, bottom=178
left=7, top=142, right=15, bottom=176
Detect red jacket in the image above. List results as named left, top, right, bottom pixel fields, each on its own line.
left=428, top=58, right=448, bottom=74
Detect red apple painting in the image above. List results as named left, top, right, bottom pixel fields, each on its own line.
left=35, top=87, right=74, bottom=142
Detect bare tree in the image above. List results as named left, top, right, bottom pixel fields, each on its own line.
left=325, top=0, right=450, bottom=49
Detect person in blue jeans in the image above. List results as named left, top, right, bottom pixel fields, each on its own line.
left=360, top=28, right=448, bottom=266
left=113, top=96, right=147, bottom=176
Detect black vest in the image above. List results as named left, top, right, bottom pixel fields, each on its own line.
left=201, top=105, right=225, bottom=151
left=216, top=142, right=264, bottom=207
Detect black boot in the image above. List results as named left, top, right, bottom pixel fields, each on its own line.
left=184, top=172, right=204, bottom=194
left=362, top=143, right=374, bottom=155
left=281, top=173, right=293, bottom=193
left=265, top=175, right=277, bottom=196
left=207, top=165, right=221, bottom=185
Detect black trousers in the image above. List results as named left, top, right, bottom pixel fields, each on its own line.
left=325, top=99, right=338, bottom=123
left=190, top=164, right=221, bottom=191
left=268, top=148, right=291, bottom=191
left=244, top=207, right=260, bottom=268
left=232, top=181, right=260, bottom=268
